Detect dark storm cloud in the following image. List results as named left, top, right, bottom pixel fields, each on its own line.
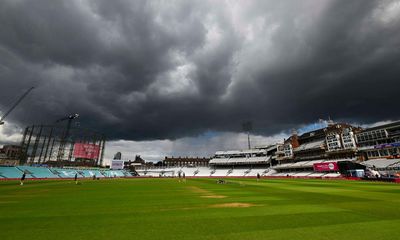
left=0, top=0, right=399, bottom=141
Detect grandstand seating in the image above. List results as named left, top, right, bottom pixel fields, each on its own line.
left=134, top=166, right=345, bottom=178
left=229, top=169, right=245, bottom=176
left=292, top=172, right=313, bottom=177
left=323, top=173, right=342, bottom=177
left=194, top=167, right=212, bottom=176
left=51, top=168, right=77, bottom=178
left=133, top=164, right=349, bottom=178
left=390, top=162, right=400, bottom=168
left=295, top=139, right=325, bottom=152
left=136, top=167, right=221, bottom=177
left=361, top=159, right=400, bottom=169
left=77, top=170, right=92, bottom=178
left=273, top=159, right=356, bottom=171
left=300, top=160, right=323, bottom=167
left=211, top=169, right=228, bottom=176
left=16, top=166, right=59, bottom=178
left=0, top=166, right=132, bottom=179
left=0, top=166, right=23, bottom=178
left=262, top=169, right=276, bottom=176
left=1, top=164, right=347, bottom=180
left=307, top=172, right=326, bottom=177
left=110, top=170, right=125, bottom=177
left=90, top=170, right=105, bottom=177
left=180, top=168, right=197, bottom=176
left=272, top=172, right=291, bottom=177
left=209, top=156, right=270, bottom=165
left=273, top=163, right=295, bottom=169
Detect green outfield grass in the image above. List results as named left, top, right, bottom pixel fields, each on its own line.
left=0, top=178, right=399, bottom=240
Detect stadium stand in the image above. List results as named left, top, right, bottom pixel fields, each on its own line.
left=16, top=166, right=59, bottom=178
left=50, top=168, right=77, bottom=178
left=133, top=163, right=349, bottom=178
left=230, top=169, right=246, bottom=176
left=0, top=166, right=132, bottom=179
left=77, top=170, right=92, bottom=178
left=361, top=159, right=400, bottom=169
left=292, top=172, right=313, bottom=177
left=262, top=169, right=276, bottom=176
left=90, top=170, right=105, bottom=177
left=323, top=173, right=342, bottom=177
left=0, top=166, right=23, bottom=178
left=307, top=172, right=326, bottom=177
left=210, top=169, right=228, bottom=176
left=390, top=162, right=400, bottom=168
left=2, top=162, right=350, bottom=180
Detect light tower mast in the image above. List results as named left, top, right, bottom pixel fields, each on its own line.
left=55, top=113, right=79, bottom=162
left=242, top=121, right=253, bottom=149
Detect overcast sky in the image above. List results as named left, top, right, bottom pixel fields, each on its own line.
left=1, top=0, right=400, bottom=162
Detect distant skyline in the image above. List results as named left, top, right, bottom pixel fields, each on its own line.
left=1, top=0, right=400, bottom=162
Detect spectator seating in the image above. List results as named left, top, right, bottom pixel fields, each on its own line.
left=0, top=166, right=23, bottom=178
left=16, top=166, right=59, bottom=178
left=0, top=166, right=132, bottom=179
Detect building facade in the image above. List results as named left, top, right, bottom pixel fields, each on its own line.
left=356, top=121, right=400, bottom=160
left=276, top=123, right=361, bottom=164
left=1, top=145, right=22, bottom=159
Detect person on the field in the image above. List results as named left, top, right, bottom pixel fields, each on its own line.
left=178, top=171, right=181, bottom=182
left=20, top=172, right=26, bottom=186
left=183, top=172, right=186, bottom=183
left=257, top=173, right=260, bottom=182
left=74, top=173, right=78, bottom=184
left=217, top=179, right=225, bottom=184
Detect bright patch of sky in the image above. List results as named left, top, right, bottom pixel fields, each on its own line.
left=297, top=121, right=328, bottom=135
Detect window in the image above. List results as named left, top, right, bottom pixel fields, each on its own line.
left=389, top=148, right=398, bottom=155
left=379, top=150, right=389, bottom=156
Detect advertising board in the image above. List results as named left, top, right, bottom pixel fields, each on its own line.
left=313, top=162, right=339, bottom=172
left=110, top=160, right=124, bottom=170
left=73, top=143, right=100, bottom=159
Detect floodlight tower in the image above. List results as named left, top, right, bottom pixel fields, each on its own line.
left=242, top=121, right=253, bottom=149
left=56, top=113, right=79, bottom=162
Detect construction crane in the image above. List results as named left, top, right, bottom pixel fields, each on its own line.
left=56, top=113, right=79, bottom=162
left=0, top=87, right=35, bottom=125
